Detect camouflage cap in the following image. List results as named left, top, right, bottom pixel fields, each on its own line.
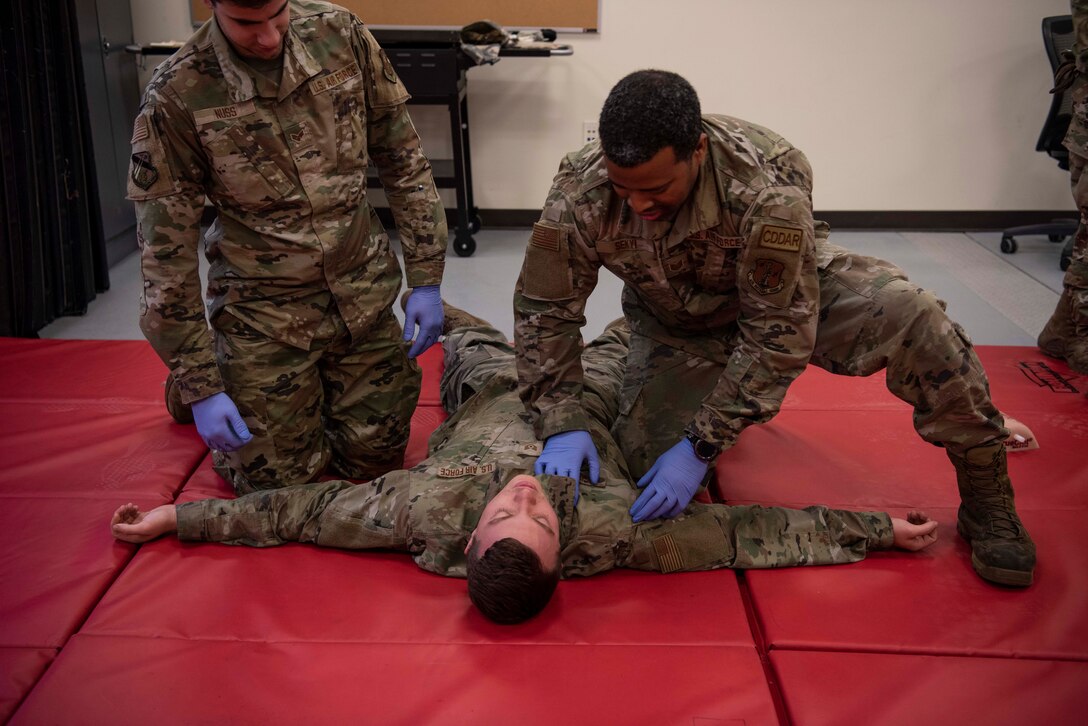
left=461, top=19, right=507, bottom=45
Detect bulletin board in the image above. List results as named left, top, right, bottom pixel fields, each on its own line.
left=190, top=1, right=599, bottom=31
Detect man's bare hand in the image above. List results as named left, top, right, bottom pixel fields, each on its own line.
left=891, top=511, right=939, bottom=551
left=110, top=503, right=177, bottom=544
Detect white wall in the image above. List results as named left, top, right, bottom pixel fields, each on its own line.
left=130, top=0, right=1073, bottom=212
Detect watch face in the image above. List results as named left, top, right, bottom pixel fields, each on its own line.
left=688, top=434, right=717, bottom=461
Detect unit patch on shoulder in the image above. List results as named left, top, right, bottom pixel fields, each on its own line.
left=759, top=224, right=803, bottom=252
left=747, top=258, right=786, bottom=296
left=130, top=152, right=159, bottom=191
left=531, top=222, right=561, bottom=251
left=652, top=533, right=685, bottom=573
left=379, top=50, right=399, bottom=83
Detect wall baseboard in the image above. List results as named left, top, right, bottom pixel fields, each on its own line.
left=378, top=208, right=1079, bottom=232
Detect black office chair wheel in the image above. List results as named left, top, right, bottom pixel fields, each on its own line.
left=469, top=212, right=482, bottom=235
left=1049, top=233, right=1066, bottom=242
left=1000, top=235, right=1017, bottom=254
left=453, top=234, right=476, bottom=257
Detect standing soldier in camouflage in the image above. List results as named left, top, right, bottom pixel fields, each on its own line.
left=110, top=306, right=940, bottom=624
left=514, top=70, right=1035, bottom=588
left=128, top=0, right=448, bottom=494
left=1039, top=0, right=1088, bottom=375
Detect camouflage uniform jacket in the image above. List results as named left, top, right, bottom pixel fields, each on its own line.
left=1065, top=0, right=1088, bottom=157
left=128, top=0, right=447, bottom=403
left=514, top=114, right=824, bottom=449
left=176, top=364, right=894, bottom=577
left=1073, top=0, right=1088, bottom=74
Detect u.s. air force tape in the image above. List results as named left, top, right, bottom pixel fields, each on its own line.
left=437, top=462, right=496, bottom=478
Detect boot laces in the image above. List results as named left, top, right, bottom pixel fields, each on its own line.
left=962, top=459, right=1023, bottom=539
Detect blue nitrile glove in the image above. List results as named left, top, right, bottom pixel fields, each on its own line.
left=403, top=285, right=443, bottom=359
left=535, top=430, right=600, bottom=505
left=191, top=392, right=253, bottom=452
left=629, top=438, right=709, bottom=522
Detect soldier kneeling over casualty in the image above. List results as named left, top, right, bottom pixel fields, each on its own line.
left=514, top=70, right=1035, bottom=589
left=111, top=306, right=938, bottom=625
left=135, top=0, right=449, bottom=495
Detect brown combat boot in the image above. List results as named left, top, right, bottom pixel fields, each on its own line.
left=164, top=373, right=194, bottom=424
left=399, top=290, right=490, bottom=335
left=949, top=441, right=1035, bottom=587
left=1038, top=289, right=1088, bottom=374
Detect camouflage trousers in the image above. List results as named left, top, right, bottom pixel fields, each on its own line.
left=211, top=304, right=421, bottom=494
left=441, top=320, right=630, bottom=430
left=612, top=247, right=1007, bottom=477
left=1064, top=149, right=1088, bottom=330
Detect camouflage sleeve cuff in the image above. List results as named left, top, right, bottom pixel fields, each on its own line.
left=687, top=410, right=738, bottom=453
left=403, top=259, right=446, bottom=290
left=538, top=404, right=592, bottom=440
left=174, top=366, right=226, bottom=405
left=175, top=501, right=207, bottom=541
left=866, top=512, right=896, bottom=550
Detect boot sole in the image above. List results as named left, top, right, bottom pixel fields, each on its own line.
left=958, top=522, right=1034, bottom=587
left=1037, top=345, right=1066, bottom=362
left=971, top=552, right=1034, bottom=587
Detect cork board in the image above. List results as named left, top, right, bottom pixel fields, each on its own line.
left=190, top=1, right=598, bottom=31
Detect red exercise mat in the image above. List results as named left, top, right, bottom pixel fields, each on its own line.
left=0, top=401, right=206, bottom=498
left=0, top=648, right=53, bottom=723
left=0, top=338, right=167, bottom=404
left=770, top=650, right=1088, bottom=726
left=82, top=539, right=753, bottom=647
left=713, top=408, right=1086, bottom=511
left=14, top=635, right=778, bottom=725
left=0, top=495, right=167, bottom=648
left=416, top=343, right=445, bottom=407
left=744, top=507, right=1088, bottom=661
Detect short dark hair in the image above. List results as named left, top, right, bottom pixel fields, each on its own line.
left=209, top=0, right=280, bottom=8
left=466, top=538, right=560, bottom=624
left=599, top=69, right=702, bottom=167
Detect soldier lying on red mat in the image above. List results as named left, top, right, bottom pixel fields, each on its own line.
left=111, top=310, right=938, bottom=625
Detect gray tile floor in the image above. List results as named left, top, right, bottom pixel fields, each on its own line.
left=40, top=229, right=1067, bottom=346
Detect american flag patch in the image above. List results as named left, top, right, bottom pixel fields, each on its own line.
left=653, top=534, right=685, bottom=573
left=130, top=116, right=149, bottom=144
left=531, top=222, right=560, bottom=251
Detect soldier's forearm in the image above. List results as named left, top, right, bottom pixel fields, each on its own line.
left=136, top=197, right=222, bottom=401
left=176, top=481, right=357, bottom=547
left=688, top=311, right=818, bottom=450
left=726, top=504, right=893, bottom=568
left=367, top=104, right=447, bottom=286
left=623, top=503, right=893, bottom=573
left=513, top=294, right=592, bottom=438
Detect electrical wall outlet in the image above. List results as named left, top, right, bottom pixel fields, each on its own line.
left=583, top=121, right=599, bottom=146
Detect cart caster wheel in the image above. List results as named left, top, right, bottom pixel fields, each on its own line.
left=469, top=212, right=482, bottom=234
left=1049, top=234, right=1065, bottom=242
left=454, top=235, right=476, bottom=257
left=1000, top=235, right=1017, bottom=254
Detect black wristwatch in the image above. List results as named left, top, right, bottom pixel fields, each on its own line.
left=685, top=432, right=721, bottom=463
